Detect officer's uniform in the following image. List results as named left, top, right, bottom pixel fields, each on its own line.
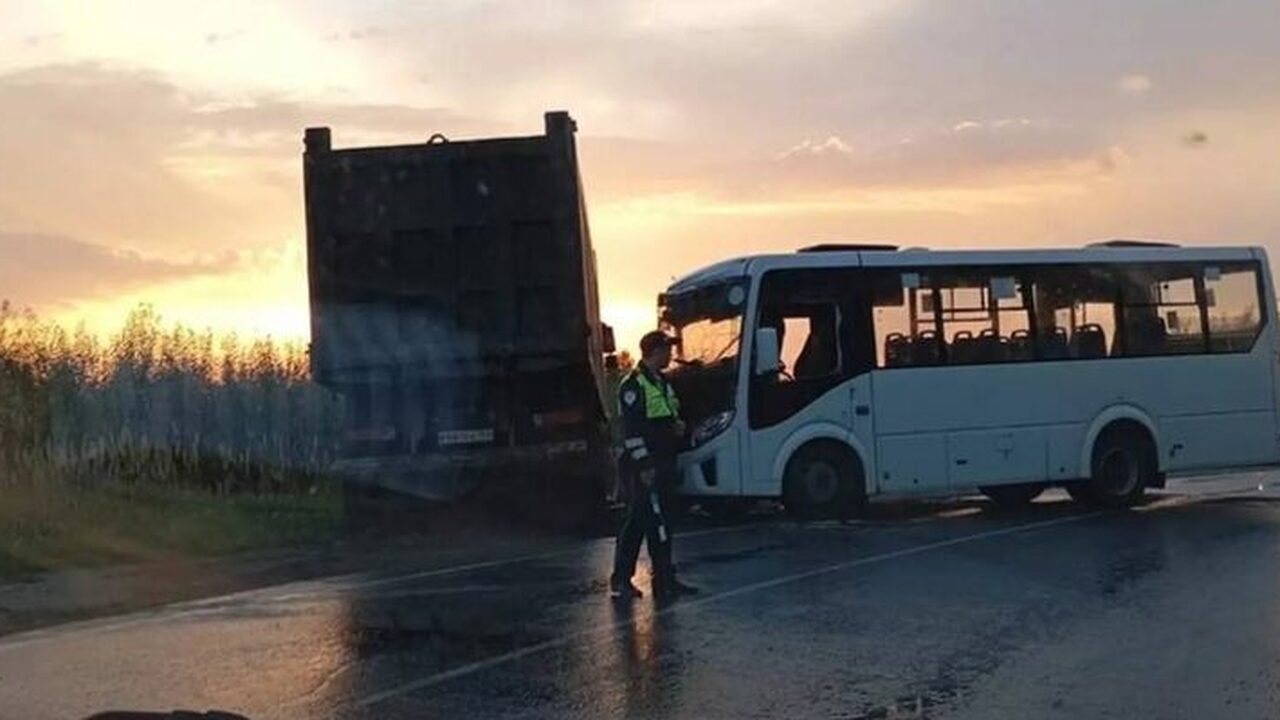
left=610, top=361, right=682, bottom=592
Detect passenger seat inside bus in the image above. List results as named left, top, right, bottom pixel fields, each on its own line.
left=1125, top=314, right=1168, bottom=356
left=1009, top=329, right=1033, bottom=361
left=1040, top=327, right=1070, bottom=360
left=885, top=332, right=912, bottom=367
left=1071, top=323, right=1107, bottom=359
left=977, top=328, right=1010, bottom=362
left=951, top=331, right=980, bottom=363
left=884, top=331, right=946, bottom=367
left=915, top=330, right=944, bottom=365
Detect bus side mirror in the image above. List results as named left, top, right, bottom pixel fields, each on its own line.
left=754, top=327, right=781, bottom=376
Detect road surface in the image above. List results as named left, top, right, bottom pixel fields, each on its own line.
left=3, top=473, right=1280, bottom=719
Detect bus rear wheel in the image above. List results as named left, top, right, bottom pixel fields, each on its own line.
left=1072, top=425, right=1153, bottom=508
left=783, top=442, right=864, bottom=520
left=980, top=483, right=1045, bottom=509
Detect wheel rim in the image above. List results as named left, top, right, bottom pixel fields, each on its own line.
left=801, top=461, right=840, bottom=506
left=1098, top=447, right=1140, bottom=496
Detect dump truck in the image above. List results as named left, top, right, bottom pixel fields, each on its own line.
left=303, top=111, right=616, bottom=526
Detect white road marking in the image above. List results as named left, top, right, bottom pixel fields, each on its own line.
left=0, top=523, right=761, bottom=652
left=349, top=509, right=1108, bottom=709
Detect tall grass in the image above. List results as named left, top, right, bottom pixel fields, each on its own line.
left=0, top=302, right=343, bottom=495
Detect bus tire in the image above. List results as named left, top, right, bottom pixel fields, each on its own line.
left=980, top=483, right=1045, bottom=509
left=1075, top=424, right=1154, bottom=508
left=783, top=441, right=864, bottom=520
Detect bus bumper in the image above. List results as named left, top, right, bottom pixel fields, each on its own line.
left=676, top=430, right=743, bottom=497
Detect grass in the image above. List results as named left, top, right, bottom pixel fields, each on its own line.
left=0, top=478, right=344, bottom=580
left=0, top=302, right=350, bottom=581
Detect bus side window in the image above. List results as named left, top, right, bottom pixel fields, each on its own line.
left=749, top=268, right=859, bottom=430
left=1031, top=267, right=1118, bottom=360
left=778, top=305, right=840, bottom=381
left=872, top=271, right=935, bottom=368
left=1205, top=265, right=1263, bottom=352
left=934, top=271, right=1031, bottom=365
left=1114, top=265, right=1204, bottom=356
left=873, top=282, right=912, bottom=368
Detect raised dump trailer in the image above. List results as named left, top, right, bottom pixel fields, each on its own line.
left=303, top=111, right=615, bottom=525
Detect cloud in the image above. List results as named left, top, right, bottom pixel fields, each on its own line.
left=953, top=119, right=1032, bottom=132
left=0, top=62, right=485, bottom=257
left=4, top=0, right=1280, bottom=340
left=777, top=136, right=853, bottom=160
left=1118, top=74, right=1153, bottom=95
left=0, top=232, right=234, bottom=307
left=351, top=0, right=1280, bottom=147
left=760, top=119, right=1117, bottom=196
left=195, top=98, right=469, bottom=149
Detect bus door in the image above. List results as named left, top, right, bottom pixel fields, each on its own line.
left=745, top=268, right=874, bottom=496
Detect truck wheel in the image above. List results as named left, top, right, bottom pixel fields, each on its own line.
left=980, top=483, right=1045, bottom=509
left=783, top=442, right=864, bottom=520
left=1074, top=425, right=1153, bottom=508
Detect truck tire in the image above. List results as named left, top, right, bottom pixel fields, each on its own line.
left=1072, top=425, right=1153, bottom=508
left=783, top=442, right=864, bottom=520
left=980, top=483, right=1045, bottom=509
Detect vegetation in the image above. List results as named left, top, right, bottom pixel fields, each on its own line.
left=0, top=302, right=346, bottom=577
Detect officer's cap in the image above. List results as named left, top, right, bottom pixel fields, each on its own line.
left=639, top=330, right=677, bottom=355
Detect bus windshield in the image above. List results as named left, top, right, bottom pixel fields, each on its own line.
left=675, top=315, right=742, bottom=366
left=662, top=279, right=748, bottom=368
left=660, top=278, right=748, bottom=424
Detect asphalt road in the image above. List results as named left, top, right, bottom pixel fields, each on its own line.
left=4, top=473, right=1280, bottom=719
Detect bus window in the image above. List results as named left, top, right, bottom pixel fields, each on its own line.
left=1116, top=265, right=1204, bottom=356
left=872, top=273, right=936, bottom=368
left=749, top=268, right=856, bottom=429
left=1205, top=265, right=1263, bottom=352
left=780, top=317, right=810, bottom=377
left=994, top=277, right=1033, bottom=361
left=1031, top=266, right=1118, bottom=359
left=935, top=271, right=1032, bottom=364
left=778, top=305, right=840, bottom=381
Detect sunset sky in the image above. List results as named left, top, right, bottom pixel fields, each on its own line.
left=1, top=0, right=1277, bottom=350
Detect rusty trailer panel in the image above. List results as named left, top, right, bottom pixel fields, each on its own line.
left=303, top=112, right=614, bottom=510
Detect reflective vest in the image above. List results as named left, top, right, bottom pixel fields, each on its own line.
left=626, top=368, right=680, bottom=420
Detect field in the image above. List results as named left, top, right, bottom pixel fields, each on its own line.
left=0, top=303, right=346, bottom=579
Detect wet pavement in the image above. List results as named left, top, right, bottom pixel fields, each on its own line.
left=4, top=472, right=1280, bottom=719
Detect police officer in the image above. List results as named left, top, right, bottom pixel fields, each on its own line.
left=610, top=330, right=699, bottom=600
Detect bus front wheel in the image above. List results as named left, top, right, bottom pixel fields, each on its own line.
left=783, top=442, right=864, bottom=520
left=1071, top=425, right=1153, bottom=508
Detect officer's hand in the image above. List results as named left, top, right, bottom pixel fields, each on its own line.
left=673, top=419, right=687, bottom=437
left=638, top=468, right=656, bottom=487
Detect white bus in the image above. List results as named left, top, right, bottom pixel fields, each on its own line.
left=662, top=241, right=1277, bottom=516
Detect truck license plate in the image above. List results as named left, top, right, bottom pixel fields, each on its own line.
left=438, top=428, right=495, bottom=446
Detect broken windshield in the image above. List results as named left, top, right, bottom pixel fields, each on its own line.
left=661, top=278, right=748, bottom=368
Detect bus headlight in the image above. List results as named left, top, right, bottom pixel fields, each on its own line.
left=690, top=410, right=735, bottom=447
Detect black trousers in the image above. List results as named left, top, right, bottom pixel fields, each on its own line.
left=611, top=462, right=676, bottom=588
